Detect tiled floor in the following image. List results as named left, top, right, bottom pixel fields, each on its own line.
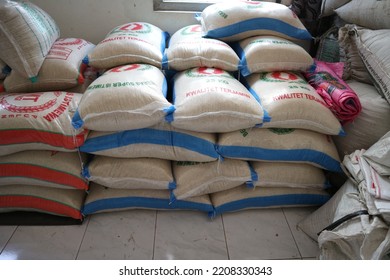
left=0, top=207, right=320, bottom=260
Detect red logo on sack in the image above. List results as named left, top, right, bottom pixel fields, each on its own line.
left=197, top=67, right=223, bottom=75
left=271, top=72, right=299, bottom=81
left=55, top=38, right=83, bottom=46
left=110, top=64, right=141, bottom=73
left=119, top=23, right=144, bottom=31
left=0, top=93, right=57, bottom=113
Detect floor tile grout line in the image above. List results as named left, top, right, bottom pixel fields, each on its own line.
left=281, top=208, right=303, bottom=259
left=0, top=225, right=19, bottom=256
left=152, top=210, right=158, bottom=260
left=75, top=216, right=91, bottom=260
left=220, top=214, right=230, bottom=260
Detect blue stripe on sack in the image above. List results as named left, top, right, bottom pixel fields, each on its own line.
left=71, top=110, right=84, bottom=129
left=162, top=77, right=168, bottom=97
left=79, top=128, right=219, bottom=159
left=162, top=51, right=169, bottom=70
left=82, top=196, right=213, bottom=215
left=168, top=181, right=176, bottom=190
left=217, top=145, right=342, bottom=172
left=81, top=164, right=91, bottom=179
left=204, top=18, right=312, bottom=41
left=240, top=76, right=271, bottom=123
left=246, top=162, right=258, bottom=188
left=164, top=105, right=175, bottom=123
left=210, top=193, right=330, bottom=216
left=232, top=42, right=251, bottom=77
left=161, top=31, right=170, bottom=55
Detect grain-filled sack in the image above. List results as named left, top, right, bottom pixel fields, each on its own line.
left=4, top=38, right=95, bottom=93
left=169, top=67, right=268, bottom=133
left=199, top=1, right=312, bottom=42
left=0, top=0, right=60, bottom=80
left=333, top=81, right=390, bottom=158
left=252, top=162, right=329, bottom=189
left=83, top=156, right=175, bottom=190
left=354, top=27, right=390, bottom=104
left=0, top=91, right=87, bottom=156
left=243, top=71, right=344, bottom=135
left=162, top=24, right=239, bottom=72
left=0, top=185, right=85, bottom=220
left=335, top=0, right=390, bottom=30
left=210, top=184, right=331, bottom=216
left=171, top=159, right=256, bottom=201
left=0, top=151, right=88, bottom=190
left=338, top=25, right=372, bottom=84
left=80, top=123, right=218, bottom=162
left=217, top=127, right=342, bottom=172
left=82, top=182, right=213, bottom=215
left=72, top=64, right=173, bottom=131
left=84, top=22, right=168, bottom=69
left=234, top=35, right=313, bottom=76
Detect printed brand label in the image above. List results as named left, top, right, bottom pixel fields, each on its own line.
left=111, top=23, right=152, bottom=35
left=181, top=25, right=202, bottom=35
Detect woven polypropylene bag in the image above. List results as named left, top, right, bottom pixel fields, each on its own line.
left=0, top=0, right=60, bottom=80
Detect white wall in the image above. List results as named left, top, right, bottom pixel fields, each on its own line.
left=30, top=0, right=198, bottom=44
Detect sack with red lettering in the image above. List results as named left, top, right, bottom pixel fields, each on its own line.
left=72, top=64, right=174, bottom=131
left=0, top=91, right=87, bottom=156
left=243, top=71, right=344, bottom=135
left=234, top=35, right=313, bottom=76
left=4, top=38, right=95, bottom=93
left=169, top=67, right=268, bottom=133
left=0, top=151, right=88, bottom=190
left=198, top=1, right=312, bottom=42
left=84, top=22, right=168, bottom=69
left=163, top=24, right=240, bottom=72
left=0, top=0, right=60, bottom=80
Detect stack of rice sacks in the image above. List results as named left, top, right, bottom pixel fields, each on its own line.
left=196, top=0, right=343, bottom=216
left=76, top=22, right=217, bottom=215
left=0, top=1, right=96, bottom=221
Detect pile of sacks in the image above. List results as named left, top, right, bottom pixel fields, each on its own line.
left=76, top=1, right=343, bottom=217
left=0, top=1, right=97, bottom=221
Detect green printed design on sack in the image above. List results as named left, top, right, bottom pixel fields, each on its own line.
left=185, top=68, right=234, bottom=80
left=110, top=23, right=152, bottom=35
left=87, top=80, right=156, bottom=91
left=245, top=2, right=264, bottom=9
left=181, top=25, right=202, bottom=35
left=268, top=128, right=295, bottom=135
left=218, top=10, right=228, bottom=19
left=240, top=129, right=249, bottom=137
left=259, top=72, right=307, bottom=84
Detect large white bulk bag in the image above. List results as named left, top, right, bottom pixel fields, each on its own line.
left=333, top=81, right=390, bottom=157
left=4, top=38, right=95, bottom=93
left=80, top=123, right=219, bottom=162
left=234, top=35, right=313, bottom=76
left=72, top=64, right=173, bottom=131
left=169, top=67, right=268, bottom=133
left=199, top=1, right=312, bottom=42
left=171, top=159, right=255, bottom=201
left=85, top=22, right=168, bottom=69
left=335, top=0, right=390, bottom=30
left=163, top=24, right=239, bottom=72
left=243, top=71, right=344, bottom=135
left=0, top=0, right=60, bottom=80
left=83, top=156, right=175, bottom=190
left=82, top=182, right=213, bottom=215
left=0, top=91, right=87, bottom=156
left=217, top=127, right=342, bottom=172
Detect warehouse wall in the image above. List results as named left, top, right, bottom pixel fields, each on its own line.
left=30, top=0, right=197, bottom=44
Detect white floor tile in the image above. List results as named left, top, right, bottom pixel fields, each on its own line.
left=0, top=222, right=88, bottom=260
left=154, top=210, right=228, bottom=260
left=222, top=209, right=300, bottom=260
left=282, top=207, right=320, bottom=258
left=77, top=210, right=156, bottom=260
left=0, top=226, right=17, bottom=253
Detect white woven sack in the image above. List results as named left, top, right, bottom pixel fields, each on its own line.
left=244, top=71, right=344, bottom=135
left=82, top=182, right=213, bottom=215
left=170, top=67, right=267, bottom=133
left=0, top=0, right=60, bottom=80
left=320, top=0, right=351, bottom=17
left=83, top=156, right=175, bottom=190
left=80, top=123, right=219, bottom=162
left=338, top=25, right=372, bottom=84
left=172, top=159, right=255, bottom=201
left=72, top=64, right=173, bottom=131
left=199, top=1, right=312, bottom=42
left=335, top=0, right=390, bottom=29
left=85, top=22, right=168, bottom=69
left=0, top=150, right=88, bottom=190
left=252, top=162, right=329, bottom=189
left=333, top=81, right=390, bottom=158
left=0, top=91, right=86, bottom=156
left=363, top=131, right=390, bottom=176
left=217, top=127, right=342, bottom=172
left=4, top=38, right=95, bottom=93
left=354, top=27, right=390, bottom=104
left=235, top=35, right=313, bottom=76
left=163, top=24, right=239, bottom=72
